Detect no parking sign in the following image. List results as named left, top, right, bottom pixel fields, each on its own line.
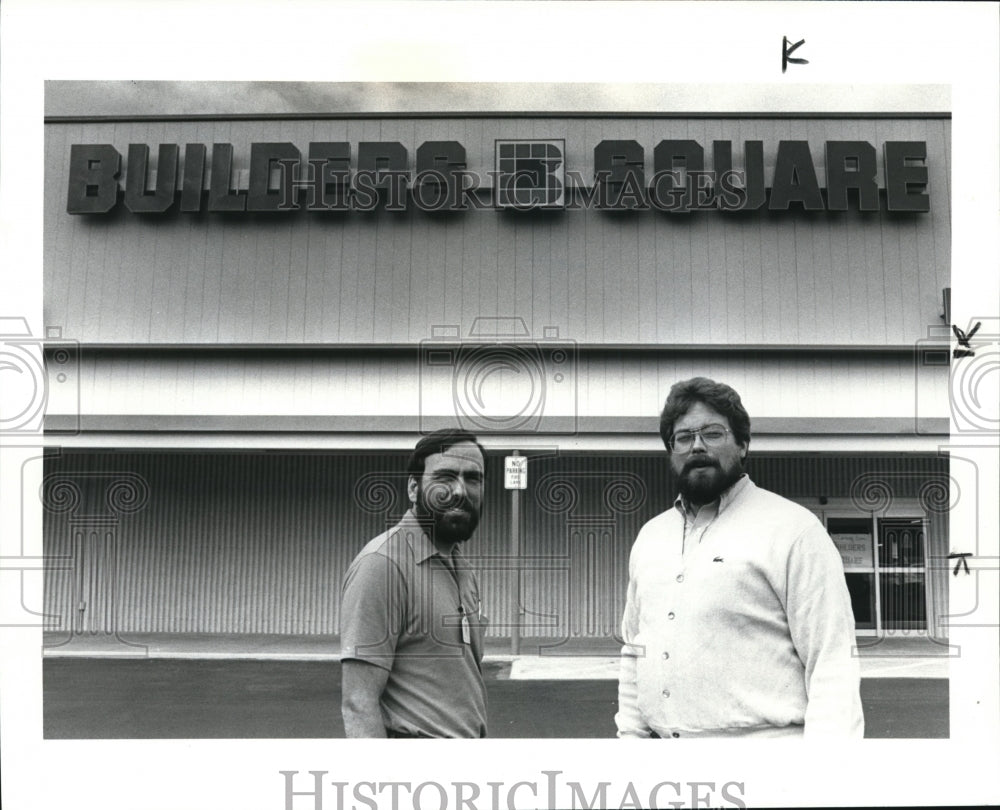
left=504, top=455, right=527, bottom=489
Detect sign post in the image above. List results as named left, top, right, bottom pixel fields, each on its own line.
left=505, top=453, right=527, bottom=655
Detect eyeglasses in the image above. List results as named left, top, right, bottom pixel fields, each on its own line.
left=669, top=424, right=732, bottom=453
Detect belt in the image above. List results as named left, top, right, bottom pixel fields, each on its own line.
left=386, top=728, right=423, bottom=738
left=385, top=728, right=489, bottom=738
left=651, top=726, right=803, bottom=739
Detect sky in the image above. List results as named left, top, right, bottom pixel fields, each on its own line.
left=44, top=80, right=950, bottom=118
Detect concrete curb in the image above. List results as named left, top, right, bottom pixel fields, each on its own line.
left=43, top=644, right=951, bottom=679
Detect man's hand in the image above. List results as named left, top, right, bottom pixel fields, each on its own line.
left=341, top=659, right=391, bottom=737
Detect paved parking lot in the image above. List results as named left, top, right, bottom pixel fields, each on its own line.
left=43, top=658, right=948, bottom=739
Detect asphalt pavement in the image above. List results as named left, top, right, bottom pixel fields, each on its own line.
left=43, top=658, right=948, bottom=739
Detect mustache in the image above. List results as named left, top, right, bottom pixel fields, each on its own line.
left=683, top=457, right=720, bottom=472
left=422, top=495, right=476, bottom=513
left=440, top=497, right=475, bottom=511
left=442, top=505, right=474, bottom=516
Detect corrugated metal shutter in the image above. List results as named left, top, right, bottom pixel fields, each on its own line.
left=43, top=451, right=948, bottom=638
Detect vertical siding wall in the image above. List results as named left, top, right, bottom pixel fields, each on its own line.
left=43, top=452, right=949, bottom=640
left=45, top=117, right=950, bottom=347
left=44, top=452, right=414, bottom=635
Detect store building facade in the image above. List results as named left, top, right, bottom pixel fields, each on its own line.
left=42, top=90, right=952, bottom=646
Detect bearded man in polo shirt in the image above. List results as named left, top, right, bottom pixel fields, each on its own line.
left=616, top=377, right=864, bottom=739
left=341, top=429, right=488, bottom=738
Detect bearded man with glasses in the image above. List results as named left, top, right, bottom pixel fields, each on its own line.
left=616, top=377, right=864, bottom=739
left=340, top=429, right=488, bottom=738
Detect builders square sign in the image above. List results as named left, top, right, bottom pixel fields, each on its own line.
left=66, top=136, right=930, bottom=215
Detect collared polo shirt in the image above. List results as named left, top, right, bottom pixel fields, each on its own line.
left=340, top=510, right=488, bottom=738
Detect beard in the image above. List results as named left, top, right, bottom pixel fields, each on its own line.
left=676, top=456, right=744, bottom=506
left=413, top=484, right=481, bottom=545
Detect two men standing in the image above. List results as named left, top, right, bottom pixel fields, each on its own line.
left=340, top=379, right=863, bottom=738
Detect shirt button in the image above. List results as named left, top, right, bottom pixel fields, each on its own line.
left=667, top=612, right=675, bottom=620
left=661, top=689, right=670, bottom=698
left=662, top=652, right=670, bottom=659
left=676, top=574, right=685, bottom=583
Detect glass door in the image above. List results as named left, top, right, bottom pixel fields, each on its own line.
left=812, top=507, right=931, bottom=636
left=826, top=517, right=877, bottom=633
left=877, top=517, right=928, bottom=631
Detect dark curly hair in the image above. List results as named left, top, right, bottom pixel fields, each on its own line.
left=658, top=377, right=751, bottom=454
left=407, top=429, right=486, bottom=478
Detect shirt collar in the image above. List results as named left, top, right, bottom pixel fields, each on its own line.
left=674, top=473, right=752, bottom=520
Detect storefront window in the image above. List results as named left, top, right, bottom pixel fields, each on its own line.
left=828, top=517, right=876, bottom=631
left=878, top=518, right=927, bottom=630
left=844, top=573, right=876, bottom=630
left=879, top=518, right=926, bottom=567
left=819, top=512, right=929, bottom=634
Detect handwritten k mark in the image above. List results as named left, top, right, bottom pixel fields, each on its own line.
left=782, top=37, right=809, bottom=73
left=952, top=322, right=982, bottom=359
